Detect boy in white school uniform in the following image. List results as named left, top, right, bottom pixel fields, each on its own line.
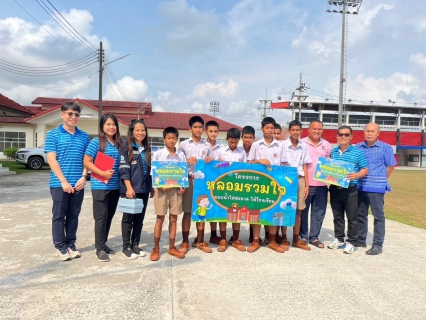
left=215, top=128, right=247, bottom=252
left=281, top=120, right=312, bottom=251
left=247, top=117, right=285, bottom=253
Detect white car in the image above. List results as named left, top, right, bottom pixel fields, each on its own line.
left=15, top=146, right=48, bottom=170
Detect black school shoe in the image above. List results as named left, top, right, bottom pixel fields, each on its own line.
left=104, top=245, right=115, bottom=255
left=96, top=249, right=109, bottom=262
left=366, top=246, right=383, bottom=255
left=122, top=247, right=138, bottom=260
left=355, top=242, right=367, bottom=248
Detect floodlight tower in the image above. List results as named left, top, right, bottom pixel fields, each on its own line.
left=327, top=0, right=362, bottom=127
left=210, top=101, right=220, bottom=117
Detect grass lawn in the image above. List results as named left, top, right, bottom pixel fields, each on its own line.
left=0, top=159, right=50, bottom=174
left=385, top=170, right=426, bottom=230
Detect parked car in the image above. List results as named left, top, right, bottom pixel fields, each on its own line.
left=15, top=145, right=48, bottom=170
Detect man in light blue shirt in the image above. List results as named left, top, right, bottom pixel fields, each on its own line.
left=356, top=123, right=396, bottom=255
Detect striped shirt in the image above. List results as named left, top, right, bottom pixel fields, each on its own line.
left=330, top=145, right=368, bottom=186
left=178, top=137, right=212, bottom=175
left=85, top=137, right=121, bottom=190
left=218, top=146, right=247, bottom=162
left=247, top=138, right=283, bottom=165
left=45, top=125, right=90, bottom=188
left=356, top=139, right=396, bottom=193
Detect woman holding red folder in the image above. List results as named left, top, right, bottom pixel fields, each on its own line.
left=119, top=119, right=154, bottom=260
left=84, top=113, right=122, bottom=262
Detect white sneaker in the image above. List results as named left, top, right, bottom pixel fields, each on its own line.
left=56, top=249, right=72, bottom=261
left=343, top=242, right=355, bottom=254
left=328, top=238, right=345, bottom=250
left=132, top=246, right=147, bottom=257
left=67, top=244, right=81, bottom=259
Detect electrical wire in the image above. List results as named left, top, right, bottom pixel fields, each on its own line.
left=0, top=60, right=98, bottom=77
left=35, top=0, right=96, bottom=55
left=0, top=70, right=98, bottom=88
left=105, top=65, right=130, bottom=101
left=0, top=57, right=98, bottom=74
left=45, top=0, right=98, bottom=51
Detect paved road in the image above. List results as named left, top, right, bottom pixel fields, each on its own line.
left=0, top=173, right=425, bottom=319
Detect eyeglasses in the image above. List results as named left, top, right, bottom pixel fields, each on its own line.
left=64, top=112, right=80, bottom=118
left=338, top=133, right=351, bottom=137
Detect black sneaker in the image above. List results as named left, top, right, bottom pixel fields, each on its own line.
left=122, top=247, right=138, bottom=260
left=366, top=246, right=383, bottom=255
left=96, top=249, right=109, bottom=262
left=355, top=242, right=367, bottom=248
left=104, top=245, right=116, bottom=255
left=132, top=245, right=147, bottom=257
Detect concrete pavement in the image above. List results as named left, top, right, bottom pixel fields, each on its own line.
left=0, top=172, right=425, bottom=319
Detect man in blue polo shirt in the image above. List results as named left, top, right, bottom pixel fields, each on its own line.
left=356, top=123, right=396, bottom=255
left=45, top=102, right=90, bottom=261
left=328, top=126, right=368, bottom=254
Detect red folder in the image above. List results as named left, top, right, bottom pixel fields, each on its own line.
left=91, top=151, right=115, bottom=184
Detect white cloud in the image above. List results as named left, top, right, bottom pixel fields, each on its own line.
left=104, top=76, right=148, bottom=101
left=192, top=79, right=238, bottom=99
left=410, top=53, right=426, bottom=69
left=158, top=0, right=228, bottom=57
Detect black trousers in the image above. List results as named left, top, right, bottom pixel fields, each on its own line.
left=92, top=189, right=120, bottom=250
left=121, top=192, right=149, bottom=249
left=329, top=185, right=359, bottom=245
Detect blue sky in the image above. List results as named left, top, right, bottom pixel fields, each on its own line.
left=1, top=0, right=426, bottom=130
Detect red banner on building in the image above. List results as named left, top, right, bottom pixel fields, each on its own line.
left=270, top=102, right=290, bottom=109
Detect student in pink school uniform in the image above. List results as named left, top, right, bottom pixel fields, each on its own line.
left=204, top=120, right=222, bottom=247
left=214, top=128, right=247, bottom=252
left=247, top=117, right=285, bottom=253
left=280, top=120, right=312, bottom=251
left=178, top=116, right=213, bottom=254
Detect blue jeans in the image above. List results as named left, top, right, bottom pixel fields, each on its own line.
left=300, top=186, right=328, bottom=242
left=50, top=188, right=85, bottom=250
left=358, top=191, right=385, bottom=248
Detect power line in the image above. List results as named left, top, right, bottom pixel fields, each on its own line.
left=0, top=52, right=97, bottom=70
left=0, top=56, right=98, bottom=73
left=0, top=70, right=98, bottom=88
left=45, top=0, right=98, bottom=51
left=105, top=64, right=130, bottom=101
left=35, top=0, right=96, bottom=55
left=0, top=60, right=98, bottom=77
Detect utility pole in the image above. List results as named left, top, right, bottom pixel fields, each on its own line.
left=258, top=88, right=272, bottom=119
left=98, top=41, right=130, bottom=121
left=291, top=73, right=308, bottom=122
left=98, top=41, right=104, bottom=120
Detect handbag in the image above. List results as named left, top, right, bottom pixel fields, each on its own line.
left=117, top=198, right=144, bottom=214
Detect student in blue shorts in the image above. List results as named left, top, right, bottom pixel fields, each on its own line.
left=84, top=114, right=122, bottom=262
left=45, top=102, right=90, bottom=261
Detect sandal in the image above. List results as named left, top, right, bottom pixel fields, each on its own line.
left=309, top=240, right=324, bottom=248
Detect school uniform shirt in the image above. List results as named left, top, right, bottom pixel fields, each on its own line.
left=152, top=148, right=187, bottom=166
left=247, top=138, right=282, bottom=165
left=210, top=142, right=222, bottom=160
left=45, top=125, right=90, bottom=188
left=85, top=137, right=121, bottom=190
left=301, top=137, right=332, bottom=186
left=178, top=137, right=212, bottom=175
left=281, top=139, right=312, bottom=176
left=218, top=146, right=247, bottom=162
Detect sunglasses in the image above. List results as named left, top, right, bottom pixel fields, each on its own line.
left=338, top=133, right=351, bottom=137
left=64, top=112, right=80, bottom=118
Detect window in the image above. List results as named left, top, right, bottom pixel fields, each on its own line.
left=401, top=117, right=420, bottom=127
left=150, top=137, right=164, bottom=153
left=0, top=131, right=26, bottom=152
left=349, top=115, right=370, bottom=125
left=301, top=113, right=319, bottom=123
left=375, top=116, right=395, bottom=126
left=322, top=114, right=338, bottom=124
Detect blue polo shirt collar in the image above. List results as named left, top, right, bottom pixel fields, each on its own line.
left=59, top=124, right=81, bottom=134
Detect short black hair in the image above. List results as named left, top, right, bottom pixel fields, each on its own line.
left=61, top=101, right=81, bottom=113
left=274, top=123, right=282, bottom=131
left=189, top=116, right=204, bottom=127
left=205, top=120, right=219, bottom=130
left=261, top=117, right=276, bottom=127
left=226, top=128, right=240, bottom=139
left=163, top=126, right=179, bottom=139
left=242, top=126, right=255, bottom=136
left=288, top=120, right=302, bottom=130
left=338, top=125, right=353, bottom=134
left=310, top=120, right=323, bottom=127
